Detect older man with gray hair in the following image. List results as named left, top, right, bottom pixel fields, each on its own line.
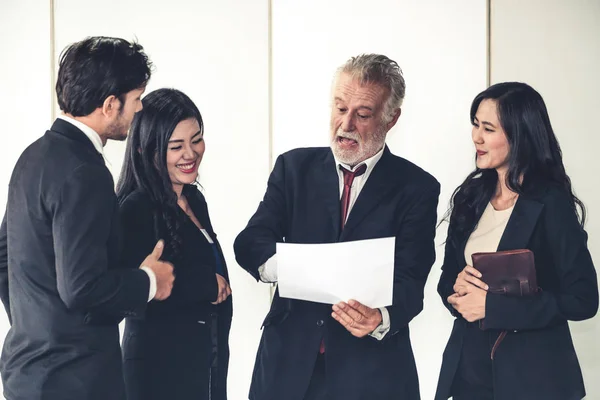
left=235, top=54, right=440, bottom=400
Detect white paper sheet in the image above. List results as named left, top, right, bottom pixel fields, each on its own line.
left=276, top=237, right=395, bottom=308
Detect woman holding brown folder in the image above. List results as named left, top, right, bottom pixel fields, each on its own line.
left=435, top=82, right=598, bottom=400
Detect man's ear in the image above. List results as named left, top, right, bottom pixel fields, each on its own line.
left=101, top=95, right=120, bottom=118
left=385, top=108, right=402, bottom=131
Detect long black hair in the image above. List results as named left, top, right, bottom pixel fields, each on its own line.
left=116, top=88, right=204, bottom=259
left=445, top=82, right=586, bottom=246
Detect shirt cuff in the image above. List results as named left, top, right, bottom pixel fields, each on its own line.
left=258, top=254, right=278, bottom=283
left=369, top=307, right=391, bottom=340
left=140, top=266, right=157, bottom=302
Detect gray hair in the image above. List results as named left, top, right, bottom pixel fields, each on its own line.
left=335, top=54, right=406, bottom=122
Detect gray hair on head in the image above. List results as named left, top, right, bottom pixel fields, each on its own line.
left=336, top=53, right=406, bottom=123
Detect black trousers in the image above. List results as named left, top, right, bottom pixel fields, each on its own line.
left=303, top=353, right=328, bottom=400
left=450, top=323, right=494, bottom=400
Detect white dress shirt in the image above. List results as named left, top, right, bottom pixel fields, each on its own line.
left=259, top=146, right=391, bottom=340
left=57, top=115, right=157, bottom=301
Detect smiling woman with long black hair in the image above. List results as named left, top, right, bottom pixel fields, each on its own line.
left=116, top=88, right=232, bottom=400
left=435, top=82, right=598, bottom=400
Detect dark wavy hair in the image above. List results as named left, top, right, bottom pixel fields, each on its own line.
left=116, top=88, right=204, bottom=259
left=445, top=82, right=586, bottom=247
left=56, top=36, right=152, bottom=117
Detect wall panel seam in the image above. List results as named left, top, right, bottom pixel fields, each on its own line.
left=50, top=0, right=56, bottom=122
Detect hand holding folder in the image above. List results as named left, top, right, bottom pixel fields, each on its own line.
left=472, top=249, right=538, bottom=298
left=472, top=249, right=538, bottom=359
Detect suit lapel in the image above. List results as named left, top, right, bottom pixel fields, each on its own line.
left=185, top=186, right=211, bottom=232
left=497, top=196, right=544, bottom=251
left=454, top=195, right=544, bottom=268
left=339, top=147, right=398, bottom=241
left=450, top=185, right=546, bottom=268
left=315, top=150, right=342, bottom=238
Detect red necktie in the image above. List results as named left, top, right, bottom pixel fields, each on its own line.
left=319, top=163, right=367, bottom=354
left=339, top=164, right=367, bottom=229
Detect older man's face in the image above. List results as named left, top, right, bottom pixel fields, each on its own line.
left=330, top=73, right=391, bottom=166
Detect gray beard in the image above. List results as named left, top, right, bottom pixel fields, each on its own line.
left=330, top=126, right=386, bottom=166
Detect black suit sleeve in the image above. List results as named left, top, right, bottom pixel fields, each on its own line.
left=484, top=191, right=599, bottom=330
left=119, top=194, right=219, bottom=304
left=51, top=164, right=149, bottom=317
left=234, top=154, right=286, bottom=280
left=437, top=224, right=461, bottom=318
left=386, top=182, right=441, bottom=335
left=0, top=209, right=10, bottom=323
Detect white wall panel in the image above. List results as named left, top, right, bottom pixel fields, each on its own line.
left=0, top=0, right=52, bottom=397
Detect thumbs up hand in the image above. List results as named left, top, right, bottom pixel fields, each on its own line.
left=140, top=240, right=175, bottom=300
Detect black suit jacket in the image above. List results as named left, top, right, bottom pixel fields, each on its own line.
left=0, top=119, right=149, bottom=400
left=435, top=186, right=598, bottom=400
left=234, top=147, right=440, bottom=400
left=119, top=187, right=232, bottom=400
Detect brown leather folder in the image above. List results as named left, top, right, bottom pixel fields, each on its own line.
left=472, top=249, right=537, bottom=297
left=471, top=249, right=538, bottom=359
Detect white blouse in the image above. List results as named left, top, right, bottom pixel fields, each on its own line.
left=464, top=202, right=515, bottom=266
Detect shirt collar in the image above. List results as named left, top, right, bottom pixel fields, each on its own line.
left=57, top=115, right=106, bottom=161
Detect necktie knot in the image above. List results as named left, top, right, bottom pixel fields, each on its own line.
left=340, top=164, right=367, bottom=187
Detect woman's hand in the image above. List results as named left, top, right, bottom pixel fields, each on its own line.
left=454, top=265, right=488, bottom=295
left=212, top=273, right=232, bottom=304
left=448, top=285, right=487, bottom=322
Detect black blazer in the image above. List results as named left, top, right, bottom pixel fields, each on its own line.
left=435, top=185, right=598, bottom=400
left=119, top=187, right=232, bottom=400
left=0, top=119, right=149, bottom=400
left=234, top=147, right=440, bottom=400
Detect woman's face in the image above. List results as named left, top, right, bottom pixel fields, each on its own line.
left=165, top=118, right=204, bottom=190
left=472, top=99, right=510, bottom=172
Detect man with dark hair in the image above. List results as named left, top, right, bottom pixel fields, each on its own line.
left=0, top=36, right=175, bottom=400
left=235, top=54, right=440, bottom=400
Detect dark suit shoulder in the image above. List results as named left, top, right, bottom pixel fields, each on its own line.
left=62, top=163, right=114, bottom=196
left=272, top=147, right=333, bottom=182
left=538, top=185, right=573, bottom=203
left=43, top=129, right=104, bottom=169
left=523, top=184, right=578, bottom=212
left=278, top=146, right=440, bottom=192
left=15, top=135, right=89, bottom=179
left=537, top=185, right=583, bottom=223
left=51, top=162, right=114, bottom=211
left=14, top=132, right=111, bottom=203
left=385, top=151, right=439, bottom=190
